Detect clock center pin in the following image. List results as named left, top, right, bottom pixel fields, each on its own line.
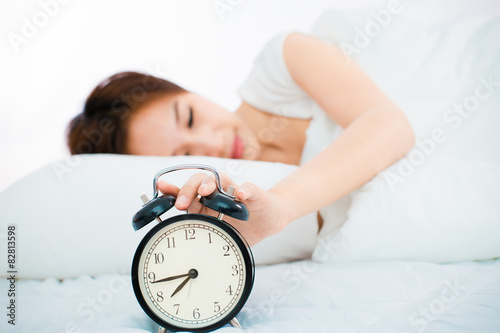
left=189, top=268, right=198, bottom=279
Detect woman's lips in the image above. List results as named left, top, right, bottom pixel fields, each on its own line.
left=231, top=133, right=244, bottom=159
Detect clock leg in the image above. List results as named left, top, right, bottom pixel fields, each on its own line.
left=157, top=321, right=241, bottom=332
left=229, top=317, right=242, bottom=329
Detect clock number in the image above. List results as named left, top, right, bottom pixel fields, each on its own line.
left=185, top=229, right=196, bottom=240
left=154, top=253, right=164, bottom=264
left=208, top=233, right=212, bottom=244
left=231, top=265, right=239, bottom=276
left=222, top=245, right=230, bottom=256
left=173, top=303, right=180, bottom=315
left=166, top=237, right=176, bottom=248
left=156, top=291, right=164, bottom=302
left=148, top=272, right=156, bottom=283
left=214, top=301, right=221, bottom=313
left=226, top=285, right=233, bottom=296
left=193, top=308, right=200, bottom=319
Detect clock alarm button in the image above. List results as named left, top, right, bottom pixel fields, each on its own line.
left=132, top=195, right=176, bottom=231
left=200, top=190, right=249, bottom=221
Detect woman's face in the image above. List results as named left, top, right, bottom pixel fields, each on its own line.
left=126, top=92, right=259, bottom=160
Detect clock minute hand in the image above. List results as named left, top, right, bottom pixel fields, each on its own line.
left=171, top=276, right=191, bottom=297
left=151, top=273, right=189, bottom=284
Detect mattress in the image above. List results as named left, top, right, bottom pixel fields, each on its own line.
left=3, top=259, right=500, bottom=332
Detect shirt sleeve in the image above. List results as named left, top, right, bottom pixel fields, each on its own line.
left=237, top=32, right=315, bottom=119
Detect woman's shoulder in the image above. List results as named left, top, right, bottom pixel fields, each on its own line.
left=237, top=32, right=315, bottom=119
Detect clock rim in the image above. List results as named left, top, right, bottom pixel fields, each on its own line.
left=131, top=213, right=255, bottom=332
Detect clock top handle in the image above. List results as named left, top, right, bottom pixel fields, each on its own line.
left=133, top=164, right=249, bottom=231
left=151, top=164, right=227, bottom=199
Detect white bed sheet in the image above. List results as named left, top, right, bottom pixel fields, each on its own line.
left=3, top=259, right=500, bottom=333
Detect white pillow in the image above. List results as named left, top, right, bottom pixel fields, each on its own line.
left=313, top=154, right=500, bottom=263
left=0, top=154, right=317, bottom=279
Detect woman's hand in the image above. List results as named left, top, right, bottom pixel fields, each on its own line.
left=158, top=172, right=293, bottom=246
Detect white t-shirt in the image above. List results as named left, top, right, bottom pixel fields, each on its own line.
left=238, top=32, right=344, bottom=165
left=238, top=32, right=350, bottom=230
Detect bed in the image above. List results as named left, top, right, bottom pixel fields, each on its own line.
left=1, top=1, right=500, bottom=332
left=8, top=259, right=500, bottom=332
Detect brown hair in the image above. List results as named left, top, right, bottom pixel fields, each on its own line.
left=67, top=71, right=186, bottom=154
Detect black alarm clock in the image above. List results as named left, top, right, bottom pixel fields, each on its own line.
left=131, top=164, right=255, bottom=332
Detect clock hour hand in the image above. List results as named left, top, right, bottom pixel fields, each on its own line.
left=171, top=269, right=198, bottom=297
left=151, top=273, right=189, bottom=284
left=171, top=276, right=191, bottom=297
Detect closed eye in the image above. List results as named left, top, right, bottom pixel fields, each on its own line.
left=188, top=107, right=193, bottom=128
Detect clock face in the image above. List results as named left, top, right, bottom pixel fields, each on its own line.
left=132, top=214, right=254, bottom=332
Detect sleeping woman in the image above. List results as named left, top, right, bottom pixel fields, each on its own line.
left=67, top=32, right=415, bottom=246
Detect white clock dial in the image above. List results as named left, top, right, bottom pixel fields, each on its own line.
left=137, top=219, right=247, bottom=330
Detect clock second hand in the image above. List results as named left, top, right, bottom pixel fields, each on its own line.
left=187, top=279, right=193, bottom=298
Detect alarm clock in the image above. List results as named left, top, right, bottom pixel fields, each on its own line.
left=131, top=164, right=255, bottom=332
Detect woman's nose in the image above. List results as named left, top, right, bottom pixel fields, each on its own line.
left=186, top=134, right=224, bottom=157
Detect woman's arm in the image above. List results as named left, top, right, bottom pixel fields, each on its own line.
left=160, top=33, right=415, bottom=246
left=269, top=33, right=415, bottom=222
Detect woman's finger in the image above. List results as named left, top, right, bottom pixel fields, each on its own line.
left=235, top=182, right=259, bottom=201
left=175, top=173, right=207, bottom=210
left=158, top=180, right=180, bottom=197
left=198, top=172, right=237, bottom=197
left=186, top=197, right=204, bottom=214
left=198, top=174, right=217, bottom=196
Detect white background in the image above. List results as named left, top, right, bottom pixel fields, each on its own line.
left=1, top=0, right=499, bottom=192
